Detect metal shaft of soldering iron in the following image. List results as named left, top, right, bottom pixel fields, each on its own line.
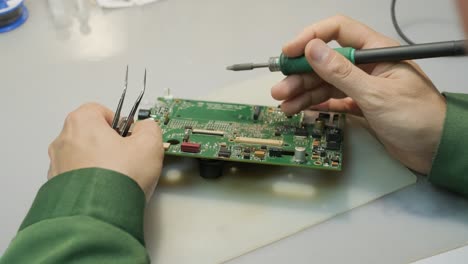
left=226, top=62, right=270, bottom=71
left=226, top=40, right=467, bottom=75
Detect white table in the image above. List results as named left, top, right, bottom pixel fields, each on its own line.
left=1, top=1, right=468, bottom=263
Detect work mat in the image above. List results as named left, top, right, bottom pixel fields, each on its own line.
left=144, top=73, right=417, bottom=263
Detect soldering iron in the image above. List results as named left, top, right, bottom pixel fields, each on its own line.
left=226, top=40, right=467, bottom=76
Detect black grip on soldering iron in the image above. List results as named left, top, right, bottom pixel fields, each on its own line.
left=354, top=40, right=467, bottom=64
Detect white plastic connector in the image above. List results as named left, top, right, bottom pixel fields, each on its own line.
left=163, top=88, right=173, bottom=100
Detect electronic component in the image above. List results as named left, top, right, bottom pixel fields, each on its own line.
left=163, top=113, right=170, bottom=125
left=281, top=149, right=295, bottom=156
left=293, top=147, right=306, bottom=163
left=326, top=128, right=342, bottom=150
left=218, top=147, right=232, bottom=158
left=253, top=106, right=261, bottom=121
left=138, top=109, right=151, bottom=120
left=234, top=137, right=283, bottom=147
left=312, top=152, right=320, bottom=159
left=254, top=150, right=266, bottom=159
left=269, top=148, right=282, bottom=157
left=163, top=142, right=171, bottom=151
left=326, top=128, right=342, bottom=142
left=183, top=130, right=191, bottom=142
left=199, top=159, right=224, bottom=179
left=294, top=127, right=308, bottom=137
left=312, top=119, right=325, bottom=138
left=192, top=129, right=225, bottom=136
left=326, top=141, right=341, bottom=151
left=312, top=139, right=320, bottom=147
left=318, top=113, right=331, bottom=122
left=181, top=142, right=201, bottom=153
left=332, top=114, right=339, bottom=126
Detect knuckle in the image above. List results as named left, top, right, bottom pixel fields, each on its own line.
left=80, top=102, right=102, bottom=111
left=65, top=110, right=80, bottom=123
left=47, top=142, right=55, bottom=158
left=303, top=23, right=318, bottom=34
left=66, top=102, right=102, bottom=123
left=333, top=14, right=350, bottom=23
left=77, top=102, right=103, bottom=116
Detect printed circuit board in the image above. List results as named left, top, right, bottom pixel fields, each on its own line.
left=138, top=98, right=345, bottom=171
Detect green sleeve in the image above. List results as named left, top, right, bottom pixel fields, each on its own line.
left=0, top=168, right=149, bottom=264
left=429, top=92, right=468, bottom=196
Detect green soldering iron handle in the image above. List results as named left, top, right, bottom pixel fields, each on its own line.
left=279, top=47, right=356, bottom=75
left=277, top=40, right=467, bottom=75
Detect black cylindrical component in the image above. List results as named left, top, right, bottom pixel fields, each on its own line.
left=354, top=40, right=467, bottom=64
left=138, top=109, right=151, bottom=120
left=198, top=159, right=224, bottom=179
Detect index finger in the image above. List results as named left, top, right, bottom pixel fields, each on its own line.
left=74, top=102, right=115, bottom=126
left=283, top=15, right=400, bottom=57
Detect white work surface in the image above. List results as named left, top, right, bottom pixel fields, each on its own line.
left=1, top=0, right=468, bottom=263
left=412, top=244, right=468, bottom=264
left=144, top=74, right=416, bottom=263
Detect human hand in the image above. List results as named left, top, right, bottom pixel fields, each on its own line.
left=271, top=15, right=446, bottom=174
left=48, top=103, right=164, bottom=200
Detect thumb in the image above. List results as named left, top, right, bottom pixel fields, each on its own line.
left=305, top=39, right=371, bottom=99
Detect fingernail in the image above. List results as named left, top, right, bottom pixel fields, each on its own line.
left=307, top=39, right=330, bottom=63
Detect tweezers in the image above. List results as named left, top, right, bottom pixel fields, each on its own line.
left=112, top=66, right=146, bottom=137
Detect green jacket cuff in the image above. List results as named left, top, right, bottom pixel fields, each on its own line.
left=429, top=92, right=468, bottom=196
left=19, top=168, right=146, bottom=245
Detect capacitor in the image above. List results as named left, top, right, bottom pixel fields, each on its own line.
left=293, top=146, right=306, bottom=163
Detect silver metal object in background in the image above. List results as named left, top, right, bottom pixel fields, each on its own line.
left=113, top=66, right=147, bottom=137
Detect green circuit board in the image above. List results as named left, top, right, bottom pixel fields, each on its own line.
left=139, top=98, right=345, bottom=170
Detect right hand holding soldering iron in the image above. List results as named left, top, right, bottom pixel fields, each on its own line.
left=272, top=15, right=446, bottom=174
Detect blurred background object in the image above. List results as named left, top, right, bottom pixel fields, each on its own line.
left=96, top=0, right=160, bottom=9
left=0, top=0, right=28, bottom=33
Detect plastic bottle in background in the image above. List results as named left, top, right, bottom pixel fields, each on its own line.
left=75, top=0, right=91, bottom=34
left=48, top=0, right=72, bottom=27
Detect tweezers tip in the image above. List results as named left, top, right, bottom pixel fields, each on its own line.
left=143, top=69, right=147, bottom=92
left=125, top=65, right=129, bottom=88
